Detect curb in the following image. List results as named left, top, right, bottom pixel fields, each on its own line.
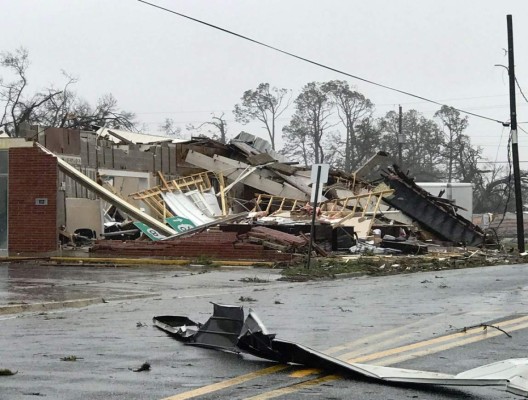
left=1, top=256, right=274, bottom=268
left=0, top=293, right=154, bottom=316
left=333, top=272, right=366, bottom=279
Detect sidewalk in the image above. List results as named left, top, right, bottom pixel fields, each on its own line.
left=0, top=259, right=276, bottom=315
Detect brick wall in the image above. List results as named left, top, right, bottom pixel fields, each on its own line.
left=91, top=231, right=296, bottom=262
left=9, top=146, right=58, bottom=253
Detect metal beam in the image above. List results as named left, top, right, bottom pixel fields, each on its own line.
left=36, top=143, right=176, bottom=236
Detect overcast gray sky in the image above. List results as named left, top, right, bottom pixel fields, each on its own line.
left=2, top=0, right=528, bottom=164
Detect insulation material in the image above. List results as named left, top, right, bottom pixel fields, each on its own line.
left=184, top=189, right=222, bottom=218
left=200, top=189, right=223, bottom=217
left=161, top=192, right=215, bottom=227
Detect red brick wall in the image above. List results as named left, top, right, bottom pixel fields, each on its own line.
left=9, top=146, right=58, bottom=253
left=91, top=231, right=297, bottom=262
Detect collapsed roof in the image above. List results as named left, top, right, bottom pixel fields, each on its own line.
left=30, top=125, right=490, bottom=253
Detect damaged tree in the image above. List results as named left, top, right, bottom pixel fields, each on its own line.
left=282, top=82, right=334, bottom=165
left=0, top=48, right=63, bottom=136
left=0, top=47, right=137, bottom=135
left=324, top=80, right=374, bottom=173
left=234, top=83, right=290, bottom=150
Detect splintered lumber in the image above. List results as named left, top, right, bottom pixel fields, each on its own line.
left=247, top=237, right=290, bottom=252
left=299, top=232, right=328, bottom=257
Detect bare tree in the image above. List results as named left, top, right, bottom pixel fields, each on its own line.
left=233, top=83, right=290, bottom=150
left=74, top=93, right=135, bottom=130
left=159, top=118, right=182, bottom=137
left=188, top=112, right=228, bottom=143
left=0, top=47, right=63, bottom=136
left=0, top=48, right=136, bottom=134
left=473, top=165, right=528, bottom=213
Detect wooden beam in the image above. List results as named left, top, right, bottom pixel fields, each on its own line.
left=157, top=171, right=171, bottom=191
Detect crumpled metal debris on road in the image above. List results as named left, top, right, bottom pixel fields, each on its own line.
left=154, top=304, right=528, bottom=397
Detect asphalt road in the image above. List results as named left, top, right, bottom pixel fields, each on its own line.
left=0, top=261, right=527, bottom=399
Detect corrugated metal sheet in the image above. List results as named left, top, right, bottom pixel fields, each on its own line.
left=96, top=127, right=189, bottom=145
left=161, top=192, right=215, bottom=226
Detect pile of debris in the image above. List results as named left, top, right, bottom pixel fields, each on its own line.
left=91, top=229, right=300, bottom=262
left=44, top=130, right=493, bottom=262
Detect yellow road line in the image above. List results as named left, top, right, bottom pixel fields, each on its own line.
left=324, top=313, right=447, bottom=355
left=372, top=320, right=528, bottom=366
left=244, top=375, right=340, bottom=400
left=287, top=320, right=440, bottom=378
left=288, top=368, right=321, bottom=378
left=339, top=314, right=528, bottom=362
left=256, top=319, right=528, bottom=400
left=161, top=365, right=289, bottom=400
left=288, top=314, right=452, bottom=378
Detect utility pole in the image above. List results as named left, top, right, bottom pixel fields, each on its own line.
left=507, top=14, right=525, bottom=253
left=398, top=105, right=403, bottom=166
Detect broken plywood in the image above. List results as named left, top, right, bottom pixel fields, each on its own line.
left=185, top=150, right=310, bottom=201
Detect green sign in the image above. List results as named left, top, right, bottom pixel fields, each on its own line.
left=133, top=221, right=167, bottom=241
left=166, top=216, right=196, bottom=233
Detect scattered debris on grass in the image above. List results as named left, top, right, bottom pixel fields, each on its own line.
left=279, top=253, right=527, bottom=281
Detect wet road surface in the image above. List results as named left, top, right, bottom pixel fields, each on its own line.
left=0, top=262, right=527, bottom=399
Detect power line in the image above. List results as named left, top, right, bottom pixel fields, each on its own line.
left=138, top=0, right=508, bottom=126
left=495, top=126, right=507, bottom=163
left=477, top=161, right=528, bottom=164
left=376, top=93, right=509, bottom=107
left=515, top=77, right=528, bottom=104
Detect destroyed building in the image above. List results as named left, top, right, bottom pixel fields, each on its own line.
left=0, top=125, right=491, bottom=259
